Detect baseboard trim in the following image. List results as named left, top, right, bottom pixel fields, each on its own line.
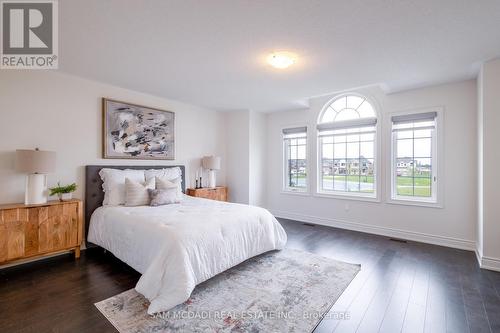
left=271, top=209, right=476, bottom=252
left=475, top=248, right=500, bottom=272
left=480, top=257, right=500, bottom=272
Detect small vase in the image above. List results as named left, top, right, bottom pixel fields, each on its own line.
left=58, top=193, right=73, bottom=201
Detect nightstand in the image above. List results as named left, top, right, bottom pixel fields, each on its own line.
left=0, top=199, right=83, bottom=265
left=186, top=187, right=228, bottom=202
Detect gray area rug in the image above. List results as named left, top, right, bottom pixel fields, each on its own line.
left=95, top=249, right=360, bottom=333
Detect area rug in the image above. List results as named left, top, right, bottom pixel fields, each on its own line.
left=95, top=248, right=360, bottom=333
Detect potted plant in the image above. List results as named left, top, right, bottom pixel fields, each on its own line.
left=49, top=182, right=77, bottom=201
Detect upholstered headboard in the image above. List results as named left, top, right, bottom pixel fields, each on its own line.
left=84, top=165, right=186, bottom=247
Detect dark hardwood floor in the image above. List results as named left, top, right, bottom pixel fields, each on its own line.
left=1, top=218, right=499, bottom=333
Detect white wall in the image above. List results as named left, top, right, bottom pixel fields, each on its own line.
left=477, top=68, right=484, bottom=258
left=0, top=71, right=226, bottom=205
left=249, top=111, right=268, bottom=207
left=224, top=111, right=250, bottom=204
left=223, top=110, right=268, bottom=206
left=266, top=80, right=478, bottom=249
left=477, top=58, right=500, bottom=269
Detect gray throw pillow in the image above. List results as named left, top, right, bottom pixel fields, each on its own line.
left=148, top=188, right=178, bottom=206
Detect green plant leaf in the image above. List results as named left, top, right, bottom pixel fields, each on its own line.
left=49, top=182, right=77, bottom=196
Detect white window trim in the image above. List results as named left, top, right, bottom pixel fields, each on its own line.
left=313, top=191, right=381, bottom=203
left=386, top=107, right=444, bottom=208
left=315, top=93, right=381, bottom=201
left=281, top=124, right=310, bottom=195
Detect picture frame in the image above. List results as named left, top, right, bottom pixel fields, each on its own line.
left=102, top=98, right=175, bottom=160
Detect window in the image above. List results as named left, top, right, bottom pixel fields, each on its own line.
left=283, top=126, right=307, bottom=192
left=317, top=94, right=377, bottom=197
left=391, top=111, right=437, bottom=202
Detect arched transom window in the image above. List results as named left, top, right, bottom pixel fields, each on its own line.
left=317, top=94, right=377, bottom=197
left=319, top=95, right=376, bottom=123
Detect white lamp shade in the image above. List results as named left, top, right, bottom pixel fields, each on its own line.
left=16, top=149, right=56, bottom=174
left=202, top=156, right=221, bottom=170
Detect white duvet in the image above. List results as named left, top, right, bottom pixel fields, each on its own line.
left=88, top=195, right=287, bottom=314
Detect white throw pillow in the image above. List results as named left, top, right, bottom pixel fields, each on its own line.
left=125, top=178, right=156, bottom=206
left=99, top=168, right=145, bottom=206
left=156, top=177, right=183, bottom=202
left=144, top=167, right=181, bottom=182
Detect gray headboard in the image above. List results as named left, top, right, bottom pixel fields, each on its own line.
left=84, top=165, right=186, bottom=247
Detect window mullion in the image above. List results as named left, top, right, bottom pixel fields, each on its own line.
left=290, top=142, right=292, bottom=187
left=332, top=137, right=334, bottom=191
left=358, top=138, right=361, bottom=191
left=412, top=129, right=415, bottom=196
left=345, top=139, right=348, bottom=192
left=393, top=132, right=396, bottom=198
left=295, top=143, right=299, bottom=187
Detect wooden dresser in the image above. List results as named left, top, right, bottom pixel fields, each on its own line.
left=0, top=199, right=83, bottom=265
left=186, top=187, right=228, bottom=202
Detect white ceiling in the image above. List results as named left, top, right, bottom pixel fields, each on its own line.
left=59, top=0, right=500, bottom=112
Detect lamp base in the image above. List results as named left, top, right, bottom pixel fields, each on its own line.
left=208, top=170, right=217, bottom=188
left=25, top=174, right=48, bottom=205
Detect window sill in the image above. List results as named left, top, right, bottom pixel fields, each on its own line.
left=387, top=198, right=443, bottom=209
left=281, top=190, right=310, bottom=197
left=314, top=191, right=380, bottom=203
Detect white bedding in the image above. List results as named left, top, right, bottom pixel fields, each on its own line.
left=88, top=195, right=287, bottom=314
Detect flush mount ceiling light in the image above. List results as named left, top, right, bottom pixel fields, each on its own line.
left=267, top=51, right=297, bottom=69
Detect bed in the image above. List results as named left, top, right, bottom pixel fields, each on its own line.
left=85, top=165, right=287, bottom=314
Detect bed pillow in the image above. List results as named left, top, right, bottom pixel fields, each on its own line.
left=148, top=188, right=178, bottom=206
left=144, top=167, right=182, bottom=182
left=125, top=178, right=155, bottom=206
left=99, top=169, right=145, bottom=205
left=156, top=177, right=183, bottom=202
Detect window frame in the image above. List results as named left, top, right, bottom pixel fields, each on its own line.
left=388, top=108, right=444, bottom=208
left=315, top=93, right=381, bottom=201
left=282, top=125, right=309, bottom=195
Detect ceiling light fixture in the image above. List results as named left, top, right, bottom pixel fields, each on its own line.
left=267, top=51, right=297, bottom=69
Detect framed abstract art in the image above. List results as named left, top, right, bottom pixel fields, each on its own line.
left=102, top=98, right=175, bottom=160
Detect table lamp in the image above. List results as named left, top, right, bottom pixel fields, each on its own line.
left=16, top=148, right=56, bottom=204
left=202, top=156, right=221, bottom=188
